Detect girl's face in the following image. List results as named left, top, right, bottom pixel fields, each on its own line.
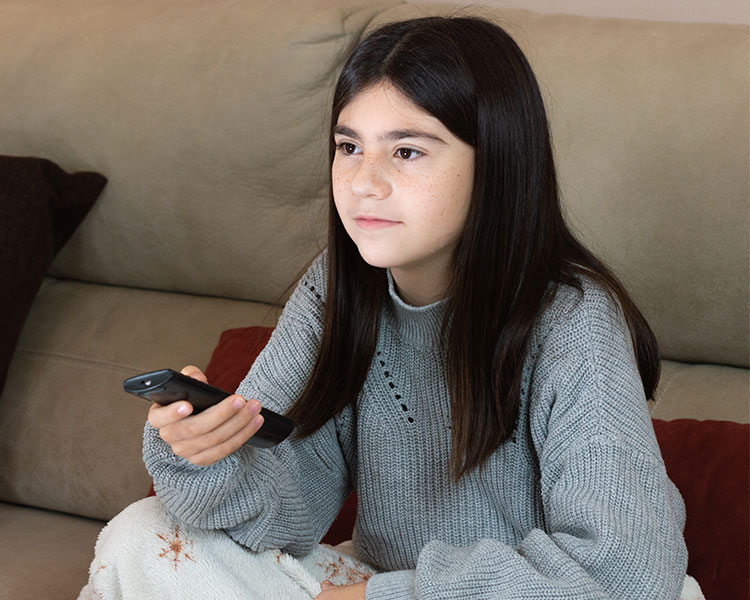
left=332, top=81, right=475, bottom=306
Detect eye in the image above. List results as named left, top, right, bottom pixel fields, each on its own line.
left=396, top=148, right=422, bottom=160
left=336, top=142, right=359, bottom=155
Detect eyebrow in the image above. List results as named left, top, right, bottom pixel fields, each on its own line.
left=333, top=125, right=446, bottom=144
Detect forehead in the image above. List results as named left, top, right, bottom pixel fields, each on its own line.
left=336, top=81, right=447, bottom=134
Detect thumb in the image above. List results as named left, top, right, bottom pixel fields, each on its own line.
left=321, top=580, right=335, bottom=591
left=180, top=365, right=208, bottom=383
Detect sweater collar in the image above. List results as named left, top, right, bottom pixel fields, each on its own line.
left=384, top=269, right=448, bottom=349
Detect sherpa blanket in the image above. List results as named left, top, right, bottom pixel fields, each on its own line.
left=77, top=497, right=704, bottom=600
left=77, top=497, right=374, bottom=600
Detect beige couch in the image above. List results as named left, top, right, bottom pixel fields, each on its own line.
left=0, top=1, right=747, bottom=598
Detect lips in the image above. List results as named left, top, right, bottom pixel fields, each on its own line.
left=354, top=216, right=400, bottom=230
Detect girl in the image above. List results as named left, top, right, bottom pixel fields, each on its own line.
left=82, top=16, right=693, bottom=600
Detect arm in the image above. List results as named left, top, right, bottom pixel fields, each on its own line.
left=144, top=252, right=352, bottom=554
left=367, top=438, right=685, bottom=599
left=365, top=283, right=687, bottom=599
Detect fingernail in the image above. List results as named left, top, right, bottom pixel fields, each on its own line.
left=248, top=400, right=261, bottom=414
left=177, top=405, right=190, bottom=416
left=232, top=397, right=245, bottom=409
left=252, top=415, right=264, bottom=427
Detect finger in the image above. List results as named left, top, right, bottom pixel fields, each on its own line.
left=180, top=365, right=208, bottom=383
left=320, top=580, right=335, bottom=591
left=162, top=393, right=257, bottom=443
left=187, top=413, right=265, bottom=466
left=171, top=398, right=260, bottom=457
left=147, top=399, right=193, bottom=428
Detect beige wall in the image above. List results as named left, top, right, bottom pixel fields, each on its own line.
left=411, top=0, right=750, bottom=24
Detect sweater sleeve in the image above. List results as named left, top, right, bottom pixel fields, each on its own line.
left=365, top=283, right=687, bottom=600
left=143, top=251, right=352, bottom=555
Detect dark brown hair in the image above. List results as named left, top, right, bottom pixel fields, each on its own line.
left=286, top=16, right=660, bottom=479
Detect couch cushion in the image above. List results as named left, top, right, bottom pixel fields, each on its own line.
left=0, top=502, right=104, bottom=600
left=0, top=155, right=105, bottom=394
left=0, top=278, right=280, bottom=521
left=651, top=360, right=750, bottom=422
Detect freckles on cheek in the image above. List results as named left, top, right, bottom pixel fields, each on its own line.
left=331, top=170, right=350, bottom=196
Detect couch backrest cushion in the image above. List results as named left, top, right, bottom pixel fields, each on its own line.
left=0, top=1, right=746, bottom=366
left=0, top=0, right=401, bottom=302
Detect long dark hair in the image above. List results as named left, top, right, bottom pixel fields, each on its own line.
left=286, top=16, right=660, bottom=479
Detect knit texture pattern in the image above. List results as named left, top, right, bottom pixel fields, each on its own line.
left=143, top=250, right=687, bottom=599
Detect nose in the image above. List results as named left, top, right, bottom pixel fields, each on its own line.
left=350, top=155, right=391, bottom=199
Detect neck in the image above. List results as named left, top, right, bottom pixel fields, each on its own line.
left=389, top=267, right=450, bottom=307
left=385, top=269, right=448, bottom=349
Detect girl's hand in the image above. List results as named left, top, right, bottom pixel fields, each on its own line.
left=147, top=365, right=265, bottom=466
left=314, top=580, right=367, bottom=599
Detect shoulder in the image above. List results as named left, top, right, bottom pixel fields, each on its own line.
left=523, top=275, right=657, bottom=456
left=300, top=248, right=328, bottom=298
left=529, top=275, right=632, bottom=364
left=280, top=249, right=328, bottom=327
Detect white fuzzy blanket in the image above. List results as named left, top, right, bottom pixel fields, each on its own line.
left=78, top=497, right=704, bottom=600
left=77, top=497, right=374, bottom=600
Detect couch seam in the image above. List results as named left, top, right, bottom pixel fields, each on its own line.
left=14, top=347, right=146, bottom=374
left=653, top=363, right=688, bottom=408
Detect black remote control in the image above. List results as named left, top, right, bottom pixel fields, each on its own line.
left=123, top=369, right=293, bottom=448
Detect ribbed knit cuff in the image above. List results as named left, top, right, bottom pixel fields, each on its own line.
left=227, top=445, right=316, bottom=554
left=366, top=570, right=416, bottom=600
left=143, top=423, right=243, bottom=525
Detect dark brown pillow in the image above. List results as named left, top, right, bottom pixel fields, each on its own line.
left=0, top=156, right=106, bottom=393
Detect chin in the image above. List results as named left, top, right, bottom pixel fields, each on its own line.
left=353, top=245, right=398, bottom=270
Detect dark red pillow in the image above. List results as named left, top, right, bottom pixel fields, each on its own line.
left=653, top=418, right=749, bottom=600
left=203, top=326, right=274, bottom=392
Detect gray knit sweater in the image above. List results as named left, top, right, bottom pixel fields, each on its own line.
left=144, top=251, right=687, bottom=599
